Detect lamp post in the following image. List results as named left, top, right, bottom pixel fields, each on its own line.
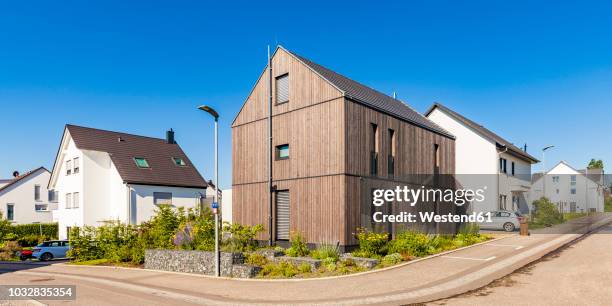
left=198, top=105, right=220, bottom=277
left=32, top=221, right=42, bottom=237
left=542, top=145, right=555, bottom=199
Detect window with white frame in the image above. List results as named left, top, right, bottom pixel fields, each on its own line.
left=48, top=190, right=58, bottom=203
left=73, top=192, right=80, bottom=208
left=570, top=175, right=576, bottom=186
left=66, top=193, right=72, bottom=209
left=66, top=160, right=72, bottom=175
left=73, top=157, right=80, bottom=173
left=34, top=185, right=41, bottom=201
left=35, top=204, right=49, bottom=212
left=6, top=204, right=14, bottom=221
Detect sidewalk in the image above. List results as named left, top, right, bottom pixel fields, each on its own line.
left=3, top=213, right=611, bottom=306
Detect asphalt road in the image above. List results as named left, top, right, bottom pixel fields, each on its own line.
left=431, top=222, right=612, bottom=305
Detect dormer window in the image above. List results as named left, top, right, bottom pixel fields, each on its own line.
left=172, top=157, right=186, bottom=166
left=134, top=157, right=150, bottom=168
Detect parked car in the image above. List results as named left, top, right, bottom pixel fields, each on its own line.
left=18, top=249, right=33, bottom=261
left=32, top=240, right=70, bottom=261
left=479, top=210, right=521, bottom=232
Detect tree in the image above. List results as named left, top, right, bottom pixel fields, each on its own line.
left=587, top=159, right=604, bottom=169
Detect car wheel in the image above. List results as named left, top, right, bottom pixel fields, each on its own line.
left=20, top=255, right=28, bottom=261
left=503, top=222, right=515, bottom=232
left=40, top=253, right=53, bottom=261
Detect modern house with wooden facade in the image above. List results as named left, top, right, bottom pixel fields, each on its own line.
left=232, top=46, right=456, bottom=248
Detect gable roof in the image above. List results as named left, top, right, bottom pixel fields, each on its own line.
left=425, top=103, right=539, bottom=163
left=233, top=46, right=454, bottom=139
left=0, top=167, right=49, bottom=193
left=534, top=161, right=604, bottom=186
left=60, top=125, right=207, bottom=189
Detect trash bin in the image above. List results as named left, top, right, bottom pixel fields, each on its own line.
left=520, top=218, right=529, bottom=236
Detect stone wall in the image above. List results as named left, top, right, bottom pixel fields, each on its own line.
left=144, top=249, right=260, bottom=278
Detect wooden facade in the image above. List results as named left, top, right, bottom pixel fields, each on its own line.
left=232, top=47, right=456, bottom=247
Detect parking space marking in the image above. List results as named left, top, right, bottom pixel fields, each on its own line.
left=487, top=243, right=525, bottom=250
left=441, top=255, right=496, bottom=261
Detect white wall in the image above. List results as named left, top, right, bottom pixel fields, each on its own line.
left=221, top=189, right=232, bottom=224
left=54, top=135, right=85, bottom=239
left=427, top=108, right=499, bottom=213
left=0, top=169, right=54, bottom=224
left=129, top=184, right=205, bottom=224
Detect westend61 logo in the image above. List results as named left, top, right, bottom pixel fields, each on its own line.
left=371, top=186, right=491, bottom=223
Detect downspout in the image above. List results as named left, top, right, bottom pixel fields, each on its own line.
left=497, top=146, right=508, bottom=210
left=267, top=45, right=274, bottom=246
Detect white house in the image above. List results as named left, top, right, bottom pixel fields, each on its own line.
left=48, top=125, right=209, bottom=239
left=529, top=161, right=605, bottom=213
left=425, top=103, right=539, bottom=214
left=0, top=167, right=56, bottom=224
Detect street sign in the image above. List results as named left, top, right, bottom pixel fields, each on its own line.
left=212, top=202, right=219, bottom=209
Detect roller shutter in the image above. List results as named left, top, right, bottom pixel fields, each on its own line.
left=275, top=190, right=290, bottom=240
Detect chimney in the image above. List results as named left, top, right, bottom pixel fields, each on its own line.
left=12, top=171, right=20, bottom=178
left=166, top=129, right=175, bottom=144
left=523, top=144, right=527, bottom=152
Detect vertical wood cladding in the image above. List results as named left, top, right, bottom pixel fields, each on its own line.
left=232, top=48, right=456, bottom=246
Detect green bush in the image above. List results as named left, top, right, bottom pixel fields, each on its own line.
left=222, top=223, right=264, bottom=252
left=285, top=232, right=309, bottom=257
left=388, top=231, right=431, bottom=258
left=298, top=262, right=311, bottom=273
left=259, top=261, right=299, bottom=278
left=532, top=197, right=564, bottom=227
left=245, top=253, right=268, bottom=267
left=352, top=228, right=389, bottom=259
left=17, top=234, right=49, bottom=247
left=381, top=253, right=403, bottom=266
left=10, top=223, right=58, bottom=240
left=310, top=244, right=340, bottom=261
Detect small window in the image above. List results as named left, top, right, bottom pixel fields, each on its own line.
left=66, top=193, right=72, bottom=209
left=172, top=157, right=186, bottom=166
left=571, top=188, right=576, bottom=195
left=73, top=192, right=80, bottom=208
left=35, top=204, right=49, bottom=212
left=134, top=157, right=150, bottom=168
left=35, top=185, right=41, bottom=201
left=49, top=190, right=58, bottom=203
left=6, top=204, right=14, bottom=221
left=511, top=162, right=515, bottom=176
left=276, top=144, right=289, bottom=160
left=276, top=74, right=289, bottom=104
left=73, top=157, right=80, bottom=173
left=66, top=160, right=72, bottom=175
left=499, top=158, right=507, bottom=174
left=154, top=192, right=173, bottom=205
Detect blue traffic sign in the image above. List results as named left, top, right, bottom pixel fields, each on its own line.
left=212, top=202, right=219, bottom=209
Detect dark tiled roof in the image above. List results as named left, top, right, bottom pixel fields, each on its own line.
left=282, top=47, right=454, bottom=139
left=66, top=125, right=207, bottom=189
left=0, top=167, right=48, bottom=193
left=425, top=103, right=539, bottom=163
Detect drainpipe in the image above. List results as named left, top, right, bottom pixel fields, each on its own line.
left=267, top=45, right=274, bottom=246
left=497, top=146, right=508, bottom=211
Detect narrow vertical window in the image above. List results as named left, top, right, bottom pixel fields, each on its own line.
left=276, top=73, right=289, bottom=104
left=511, top=162, right=515, bottom=176
left=66, top=193, right=72, bottom=209
left=6, top=204, right=14, bottom=221
left=34, top=185, right=41, bottom=201
left=73, top=192, right=80, bottom=208
left=370, top=123, right=378, bottom=175
left=388, top=129, right=395, bottom=178
left=66, top=160, right=72, bottom=175
left=73, top=157, right=80, bottom=173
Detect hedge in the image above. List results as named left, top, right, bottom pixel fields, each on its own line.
left=10, top=223, right=58, bottom=239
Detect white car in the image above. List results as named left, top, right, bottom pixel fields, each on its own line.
left=479, top=210, right=522, bottom=232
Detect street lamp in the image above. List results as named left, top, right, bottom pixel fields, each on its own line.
left=32, top=221, right=42, bottom=237
left=542, top=145, right=555, bottom=200
left=198, top=104, right=220, bottom=277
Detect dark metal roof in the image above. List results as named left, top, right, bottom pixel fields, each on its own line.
left=282, top=47, right=454, bottom=139
left=0, top=167, right=48, bottom=193
left=425, top=103, right=539, bottom=163
left=65, top=125, right=208, bottom=189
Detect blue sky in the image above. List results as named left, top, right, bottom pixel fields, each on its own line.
left=1, top=1, right=611, bottom=188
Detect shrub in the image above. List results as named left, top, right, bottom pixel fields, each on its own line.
left=10, top=223, right=58, bottom=240
left=259, top=261, right=299, bottom=278
left=17, top=234, right=48, bottom=247
left=222, top=223, right=264, bottom=252
left=298, top=262, right=311, bottom=273
left=532, top=197, right=564, bottom=226
left=0, top=241, right=21, bottom=261
left=388, top=231, right=431, bottom=258
left=310, top=244, right=340, bottom=261
left=285, top=232, right=309, bottom=257
left=381, top=253, right=403, bottom=266
left=245, top=253, right=268, bottom=267
left=353, top=228, right=389, bottom=259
